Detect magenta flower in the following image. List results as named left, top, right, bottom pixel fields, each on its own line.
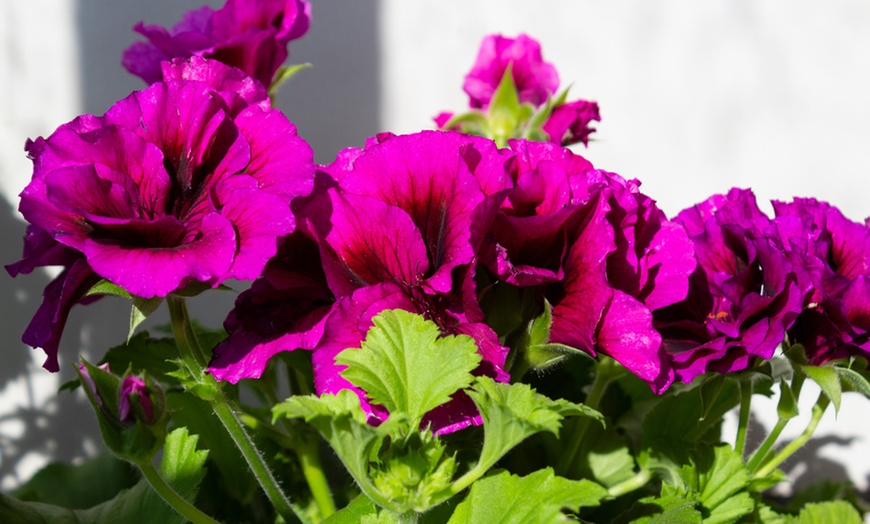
left=655, top=189, right=807, bottom=383
left=463, top=34, right=559, bottom=109
left=485, top=140, right=689, bottom=392
left=123, top=0, right=311, bottom=87
left=119, top=375, right=154, bottom=425
left=542, top=99, right=601, bottom=147
left=9, top=57, right=314, bottom=369
left=211, top=131, right=514, bottom=433
left=773, top=198, right=870, bottom=364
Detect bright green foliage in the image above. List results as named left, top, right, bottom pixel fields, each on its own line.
left=467, top=376, right=602, bottom=476
left=0, top=428, right=208, bottom=524
left=802, top=365, right=842, bottom=413
left=336, top=309, right=481, bottom=432
left=447, top=468, right=606, bottom=524
left=786, top=501, right=863, bottom=524
left=663, top=444, right=754, bottom=524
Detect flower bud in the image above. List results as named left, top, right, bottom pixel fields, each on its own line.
left=76, top=359, right=167, bottom=464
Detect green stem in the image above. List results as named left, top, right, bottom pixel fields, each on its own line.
left=297, top=436, right=337, bottom=519
left=607, top=469, right=652, bottom=498
left=746, top=418, right=788, bottom=473
left=167, top=296, right=300, bottom=523
left=734, top=381, right=753, bottom=457
left=138, top=460, right=219, bottom=524
left=747, top=372, right=806, bottom=473
left=557, top=360, right=618, bottom=476
left=753, top=392, right=830, bottom=480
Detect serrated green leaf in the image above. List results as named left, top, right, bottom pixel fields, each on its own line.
left=467, top=376, right=602, bottom=473
left=447, top=468, right=606, bottom=524
left=129, top=297, right=163, bottom=341
left=786, top=501, right=862, bottom=524
left=158, top=428, right=208, bottom=503
left=613, top=495, right=702, bottom=524
left=336, top=309, right=481, bottom=430
left=677, top=444, right=753, bottom=524
left=835, top=366, right=870, bottom=399
left=802, top=365, right=842, bottom=413
left=274, top=391, right=389, bottom=508
left=167, top=393, right=257, bottom=502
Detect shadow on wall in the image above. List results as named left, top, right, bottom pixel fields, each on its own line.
left=0, top=0, right=381, bottom=489
left=75, top=0, right=382, bottom=163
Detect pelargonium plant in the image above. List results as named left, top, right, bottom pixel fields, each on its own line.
left=3, top=1, right=869, bottom=523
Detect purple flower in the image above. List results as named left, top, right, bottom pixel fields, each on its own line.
left=542, top=99, right=601, bottom=147
left=211, top=131, right=514, bottom=433
left=123, top=0, right=311, bottom=87
left=773, top=198, right=870, bottom=364
left=655, top=189, right=807, bottom=383
left=6, top=228, right=102, bottom=371
left=9, top=58, right=314, bottom=369
left=463, top=34, right=559, bottom=109
left=119, top=375, right=154, bottom=424
left=485, top=141, right=687, bottom=392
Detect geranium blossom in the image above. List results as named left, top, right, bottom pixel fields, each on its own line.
left=211, top=131, right=514, bottom=432
left=8, top=57, right=314, bottom=370
left=773, top=198, right=870, bottom=364
left=542, top=99, right=601, bottom=147
left=463, top=34, right=559, bottom=109
left=655, top=189, right=808, bottom=383
left=484, top=140, right=691, bottom=392
left=123, top=0, right=311, bottom=87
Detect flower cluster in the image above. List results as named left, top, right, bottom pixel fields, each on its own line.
left=436, top=33, right=600, bottom=147
left=6, top=2, right=870, bottom=522
left=7, top=56, right=314, bottom=370
left=8, top=4, right=870, bottom=434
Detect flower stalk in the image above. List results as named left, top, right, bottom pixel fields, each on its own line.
left=138, top=460, right=220, bottom=524
left=167, top=296, right=300, bottom=523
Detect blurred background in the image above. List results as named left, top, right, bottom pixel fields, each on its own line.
left=1, top=0, right=868, bottom=498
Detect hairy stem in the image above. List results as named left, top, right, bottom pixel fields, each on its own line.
left=138, top=460, right=219, bottom=524
left=753, top=392, right=830, bottom=480
left=167, top=296, right=300, bottom=523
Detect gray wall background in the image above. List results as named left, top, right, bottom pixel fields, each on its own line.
left=2, top=0, right=868, bottom=500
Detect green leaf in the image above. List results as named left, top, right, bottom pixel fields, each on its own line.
left=613, top=495, right=702, bottom=524
left=802, top=365, right=842, bottom=413
left=678, top=444, right=754, bottom=524
left=84, top=279, right=132, bottom=299
left=269, top=62, right=312, bottom=97
left=786, top=501, right=862, bottom=524
left=336, top=309, right=481, bottom=430
left=777, top=378, right=799, bottom=420
left=167, top=392, right=257, bottom=503
left=467, top=376, right=602, bottom=473
left=274, top=391, right=389, bottom=508
left=157, top=427, right=209, bottom=504
left=835, top=366, right=870, bottom=399
left=0, top=430, right=209, bottom=524
left=129, top=297, right=163, bottom=341
left=576, top=427, right=638, bottom=488
left=13, top=453, right=136, bottom=509
left=323, top=494, right=385, bottom=524
left=447, top=468, right=606, bottom=524
left=486, top=65, right=521, bottom=145
left=100, top=332, right=180, bottom=384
